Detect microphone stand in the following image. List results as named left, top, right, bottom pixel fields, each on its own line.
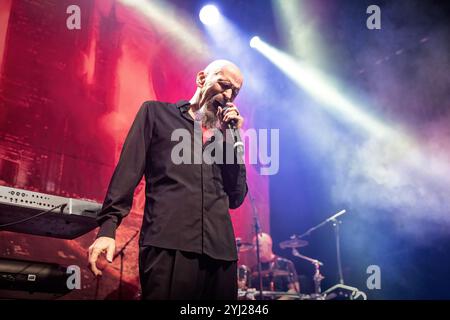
left=333, top=219, right=344, bottom=285
left=295, top=210, right=346, bottom=285
left=113, top=229, right=139, bottom=300
left=248, top=192, right=263, bottom=300
left=293, top=209, right=367, bottom=299
left=296, top=210, right=346, bottom=239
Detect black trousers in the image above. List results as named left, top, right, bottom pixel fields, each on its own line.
left=139, top=246, right=237, bottom=300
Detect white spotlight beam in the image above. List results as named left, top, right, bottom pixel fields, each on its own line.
left=118, top=0, right=209, bottom=58
left=202, top=16, right=266, bottom=94
left=250, top=39, right=450, bottom=185
left=252, top=38, right=397, bottom=139
left=252, top=39, right=450, bottom=201
left=272, top=0, right=327, bottom=66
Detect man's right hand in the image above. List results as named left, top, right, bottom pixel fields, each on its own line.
left=88, top=236, right=116, bottom=276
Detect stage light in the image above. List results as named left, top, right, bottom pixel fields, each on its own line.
left=199, top=5, right=220, bottom=25
left=249, top=36, right=261, bottom=48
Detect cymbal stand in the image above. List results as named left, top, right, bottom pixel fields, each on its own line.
left=248, top=192, right=263, bottom=300
left=291, top=248, right=324, bottom=294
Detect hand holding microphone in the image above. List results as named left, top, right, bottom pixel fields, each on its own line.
left=216, top=101, right=244, bottom=129
left=216, top=101, right=244, bottom=155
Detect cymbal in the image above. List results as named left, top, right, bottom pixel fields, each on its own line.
left=279, top=238, right=309, bottom=249
left=252, top=269, right=291, bottom=277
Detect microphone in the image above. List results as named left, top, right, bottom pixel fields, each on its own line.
left=326, top=209, right=346, bottom=222
left=221, top=104, right=244, bottom=155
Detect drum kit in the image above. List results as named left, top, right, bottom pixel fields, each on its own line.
left=236, top=209, right=367, bottom=300
left=236, top=236, right=327, bottom=300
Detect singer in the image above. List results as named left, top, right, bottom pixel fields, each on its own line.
left=87, top=60, right=247, bottom=300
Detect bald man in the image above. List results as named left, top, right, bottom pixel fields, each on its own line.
left=88, top=60, right=248, bottom=300
left=251, top=233, right=300, bottom=295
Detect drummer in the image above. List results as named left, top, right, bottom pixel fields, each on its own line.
left=250, top=232, right=300, bottom=294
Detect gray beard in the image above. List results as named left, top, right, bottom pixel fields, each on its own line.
left=194, top=104, right=221, bottom=129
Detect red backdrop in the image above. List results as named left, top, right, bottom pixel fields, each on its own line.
left=0, top=0, right=269, bottom=299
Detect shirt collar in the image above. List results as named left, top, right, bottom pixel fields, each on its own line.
left=176, top=100, right=191, bottom=112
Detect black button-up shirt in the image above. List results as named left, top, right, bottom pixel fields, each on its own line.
left=96, top=100, right=248, bottom=261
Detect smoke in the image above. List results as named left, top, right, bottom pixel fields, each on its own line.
left=332, top=131, right=450, bottom=237
left=341, top=9, right=449, bottom=240
left=293, top=1, right=450, bottom=242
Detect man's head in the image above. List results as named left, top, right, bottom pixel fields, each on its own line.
left=196, top=59, right=243, bottom=107
left=253, top=232, right=275, bottom=262
left=190, top=60, right=243, bottom=128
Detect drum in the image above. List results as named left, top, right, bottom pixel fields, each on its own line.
left=237, top=264, right=251, bottom=290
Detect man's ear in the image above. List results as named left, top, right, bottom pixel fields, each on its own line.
left=196, top=71, right=206, bottom=88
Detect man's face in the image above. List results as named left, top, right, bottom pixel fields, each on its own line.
left=199, top=65, right=243, bottom=110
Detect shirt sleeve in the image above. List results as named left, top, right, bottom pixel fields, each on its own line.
left=96, top=102, right=153, bottom=239
left=221, top=139, right=248, bottom=209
